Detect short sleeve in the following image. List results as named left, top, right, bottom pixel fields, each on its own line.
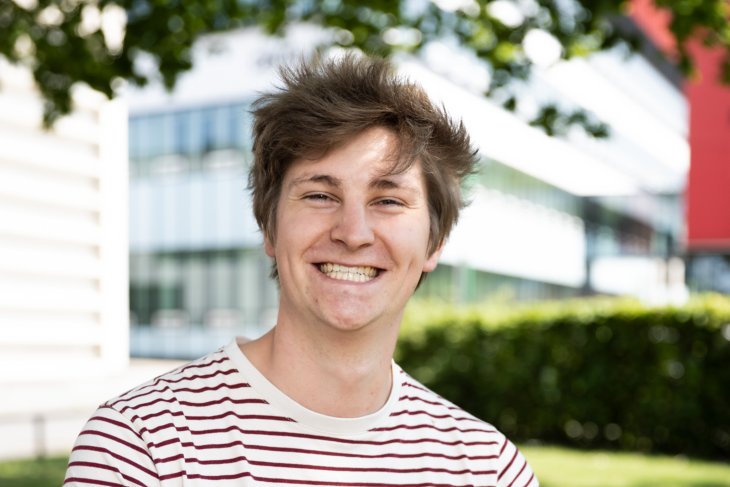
left=64, top=405, right=161, bottom=487
left=496, top=435, right=539, bottom=487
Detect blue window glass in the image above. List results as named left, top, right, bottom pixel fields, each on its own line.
left=174, top=111, right=190, bottom=155
left=160, top=112, right=175, bottom=156
left=188, top=109, right=205, bottom=155
left=213, top=105, right=229, bottom=150
left=202, top=107, right=216, bottom=152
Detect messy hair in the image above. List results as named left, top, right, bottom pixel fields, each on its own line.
left=249, top=53, right=478, bottom=280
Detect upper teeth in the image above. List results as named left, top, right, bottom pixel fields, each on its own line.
left=319, top=263, right=378, bottom=282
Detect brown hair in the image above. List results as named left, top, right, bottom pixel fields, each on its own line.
left=249, top=53, right=478, bottom=280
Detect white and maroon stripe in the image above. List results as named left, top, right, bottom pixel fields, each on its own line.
left=65, top=345, right=538, bottom=486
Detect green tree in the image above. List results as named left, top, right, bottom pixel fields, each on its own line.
left=1, top=0, right=729, bottom=132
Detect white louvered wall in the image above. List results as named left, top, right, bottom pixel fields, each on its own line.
left=0, top=58, right=128, bottom=382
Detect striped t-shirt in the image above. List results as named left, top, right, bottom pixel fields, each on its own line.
left=65, top=338, right=538, bottom=486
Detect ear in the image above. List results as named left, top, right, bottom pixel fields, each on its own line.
left=264, top=234, right=275, bottom=258
left=422, top=243, right=443, bottom=273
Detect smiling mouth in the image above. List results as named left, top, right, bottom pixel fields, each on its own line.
left=318, top=263, right=380, bottom=282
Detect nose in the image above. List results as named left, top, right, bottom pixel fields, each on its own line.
left=330, top=201, right=375, bottom=250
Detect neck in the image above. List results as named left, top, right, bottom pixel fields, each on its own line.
left=241, top=318, right=399, bottom=418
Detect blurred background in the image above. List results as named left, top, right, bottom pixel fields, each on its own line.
left=1, top=0, right=729, bottom=485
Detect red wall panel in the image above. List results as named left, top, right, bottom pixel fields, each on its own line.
left=631, top=0, right=730, bottom=250
left=685, top=44, right=730, bottom=250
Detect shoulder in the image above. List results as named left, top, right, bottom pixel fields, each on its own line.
left=66, top=347, right=244, bottom=485
left=93, top=346, right=240, bottom=446
left=394, top=367, right=496, bottom=431
left=391, top=368, right=539, bottom=486
left=104, top=347, right=236, bottom=413
left=386, top=367, right=503, bottom=454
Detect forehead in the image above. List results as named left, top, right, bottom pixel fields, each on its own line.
left=283, top=127, right=422, bottom=186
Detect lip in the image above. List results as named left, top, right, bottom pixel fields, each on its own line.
left=314, top=261, right=384, bottom=270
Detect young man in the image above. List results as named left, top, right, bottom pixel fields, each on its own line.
left=65, top=54, right=538, bottom=486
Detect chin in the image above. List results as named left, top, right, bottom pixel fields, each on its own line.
left=324, top=317, right=372, bottom=332
left=319, top=309, right=378, bottom=332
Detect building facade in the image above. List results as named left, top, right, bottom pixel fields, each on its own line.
left=0, top=56, right=128, bottom=458
left=127, top=24, right=689, bottom=359
left=0, top=58, right=128, bottom=382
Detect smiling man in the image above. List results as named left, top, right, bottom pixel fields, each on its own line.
left=64, top=54, right=538, bottom=486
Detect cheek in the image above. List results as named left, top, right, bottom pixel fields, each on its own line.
left=391, top=221, right=431, bottom=255
left=275, top=211, right=330, bottom=260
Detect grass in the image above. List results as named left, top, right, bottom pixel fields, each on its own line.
left=0, top=456, right=67, bottom=487
left=1, top=447, right=729, bottom=486
left=521, top=445, right=730, bottom=487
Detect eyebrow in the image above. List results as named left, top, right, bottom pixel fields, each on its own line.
left=369, top=176, right=419, bottom=195
left=290, top=173, right=421, bottom=194
left=290, top=174, right=342, bottom=189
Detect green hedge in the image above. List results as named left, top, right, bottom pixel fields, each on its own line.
left=396, top=294, right=730, bottom=459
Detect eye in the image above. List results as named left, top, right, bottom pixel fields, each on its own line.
left=375, top=198, right=405, bottom=207
left=303, top=192, right=335, bottom=203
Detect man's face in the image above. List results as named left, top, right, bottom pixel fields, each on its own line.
left=265, top=126, right=441, bottom=334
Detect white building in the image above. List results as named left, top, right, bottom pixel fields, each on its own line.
left=0, top=56, right=135, bottom=459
